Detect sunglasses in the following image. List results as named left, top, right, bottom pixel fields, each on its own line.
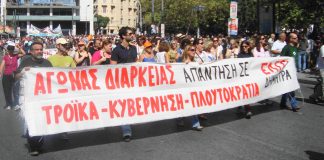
left=61, top=44, right=69, bottom=48
left=291, top=37, right=298, bottom=39
left=242, top=45, right=249, bottom=48
left=213, top=39, right=218, bottom=42
left=261, top=37, right=265, bottom=40
left=78, top=45, right=85, bottom=47
left=190, top=48, right=195, bottom=51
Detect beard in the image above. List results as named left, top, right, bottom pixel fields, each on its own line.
left=125, top=37, right=133, bottom=43
left=32, top=54, right=43, bottom=61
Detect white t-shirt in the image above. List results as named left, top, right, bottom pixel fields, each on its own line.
left=156, top=51, right=166, bottom=63
left=317, top=45, right=324, bottom=69
left=195, top=51, right=215, bottom=63
left=271, top=40, right=287, bottom=57
left=252, top=47, right=270, bottom=57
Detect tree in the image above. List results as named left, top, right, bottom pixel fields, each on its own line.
left=96, top=15, right=110, bottom=30
left=141, top=0, right=230, bottom=35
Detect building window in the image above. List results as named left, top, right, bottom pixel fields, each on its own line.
left=121, top=18, right=123, bottom=24
left=103, top=0, right=107, bottom=3
left=128, top=19, right=131, bottom=25
left=111, top=17, right=114, bottom=23
left=111, top=6, right=115, bottom=14
left=103, top=6, right=107, bottom=13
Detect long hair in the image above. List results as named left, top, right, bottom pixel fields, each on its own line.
left=158, top=41, right=170, bottom=52
left=255, top=35, right=268, bottom=52
left=240, top=41, right=252, bottom=54
left=182, top=45, right=195, bottom=62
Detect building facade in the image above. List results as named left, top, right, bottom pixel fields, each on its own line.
left=95, top=0, right=141, bottom=34
left=4, top=0, right=95, bottom=36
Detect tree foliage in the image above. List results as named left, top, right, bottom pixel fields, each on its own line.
left=140, top=0, right=323, bottom=35
left=97, top=15, right=110, bottom=29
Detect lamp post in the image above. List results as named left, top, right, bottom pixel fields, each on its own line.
left=135, top=0, right=142, bottom=33
left=193, top=5, right=205, bottom=38
left=85, top=4, right=90, bottom=35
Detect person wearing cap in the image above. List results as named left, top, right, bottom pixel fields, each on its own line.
left=48, top=38, right=76, bottom=140
left=74, top=40, right=91, bottom=66
left=110, top=26, right=137, bottom=142
left=138, top=41, right=156, bottom=62
left=48, top=38, right=76, bottom=68
left=0, top=41, right=25, bottom=110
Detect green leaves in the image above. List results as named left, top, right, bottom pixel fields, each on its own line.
left=96, top=15, right=110, bottom=29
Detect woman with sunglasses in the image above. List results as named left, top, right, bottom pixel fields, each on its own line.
left=252, top=35, right=270, bottom=58
left=177, top=45, right=204, bottom=131
left=138, top=41, right=156, bottom=62
left=237, top=41, right=253, bottom=119
left=165, top=40, right=179, bottom=63
left=74, top=41, right=92, bottom=66
left=91, top=39, right=113, bottom=65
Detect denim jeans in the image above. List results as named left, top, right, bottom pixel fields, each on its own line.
left=176, top=116, right=201, bottom=128
left=191, top=116, right=201, bottom=128
left=121, top=125, right=132, bottom=137
left=280, top=91, right=298, bottom=109
left=13, top=80, right=20, bottom=106
left=298, top=51, right=307, bottom=71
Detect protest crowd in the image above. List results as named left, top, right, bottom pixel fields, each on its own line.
left=0, top=26, right=323, bottom=156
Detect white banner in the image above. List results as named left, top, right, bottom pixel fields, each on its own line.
left=230, top=1, right=238, bottom=18
left=22, top=57, right=300, bottom=136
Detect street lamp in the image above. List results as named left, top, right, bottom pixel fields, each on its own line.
left=193, top=5, right=205, bottom=38
left=85, top=4, right=90, bottom=35
left=135, top=0, right=142, bottom=33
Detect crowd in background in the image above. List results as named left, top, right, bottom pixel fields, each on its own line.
left=0, top=27, right=323, bottom=156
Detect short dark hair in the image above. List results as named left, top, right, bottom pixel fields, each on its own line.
left=119, top=26, right=132, bottom=40
left=30, top=42, right=43, bottom=50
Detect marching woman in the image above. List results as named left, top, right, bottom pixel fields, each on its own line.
left=0, top=42, right=25, bottom=110
left=74, top=40, right=92, bottom=66
left=178, top=44, right=203, bottom=131
left=91, top=39, right=113, bottom=65
left=138, top=41, right=156, bottom=62
left=165, top=40, right=179, bottom=63
left=252, top=35, right=270, bottom=58
left=237, top=41, right=254, bottom=119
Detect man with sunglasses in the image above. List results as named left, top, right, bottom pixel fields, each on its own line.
left=280, top=33, right=300, bottom=112
left=48, top=38, right=76, bottom=68
left=110, top=27, right=137, bottom=142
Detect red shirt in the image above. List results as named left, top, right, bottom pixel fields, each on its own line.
left=3, top=54, right=19, bottom=75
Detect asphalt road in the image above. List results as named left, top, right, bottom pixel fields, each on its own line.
left=0, top=66, right=323, bottom=160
